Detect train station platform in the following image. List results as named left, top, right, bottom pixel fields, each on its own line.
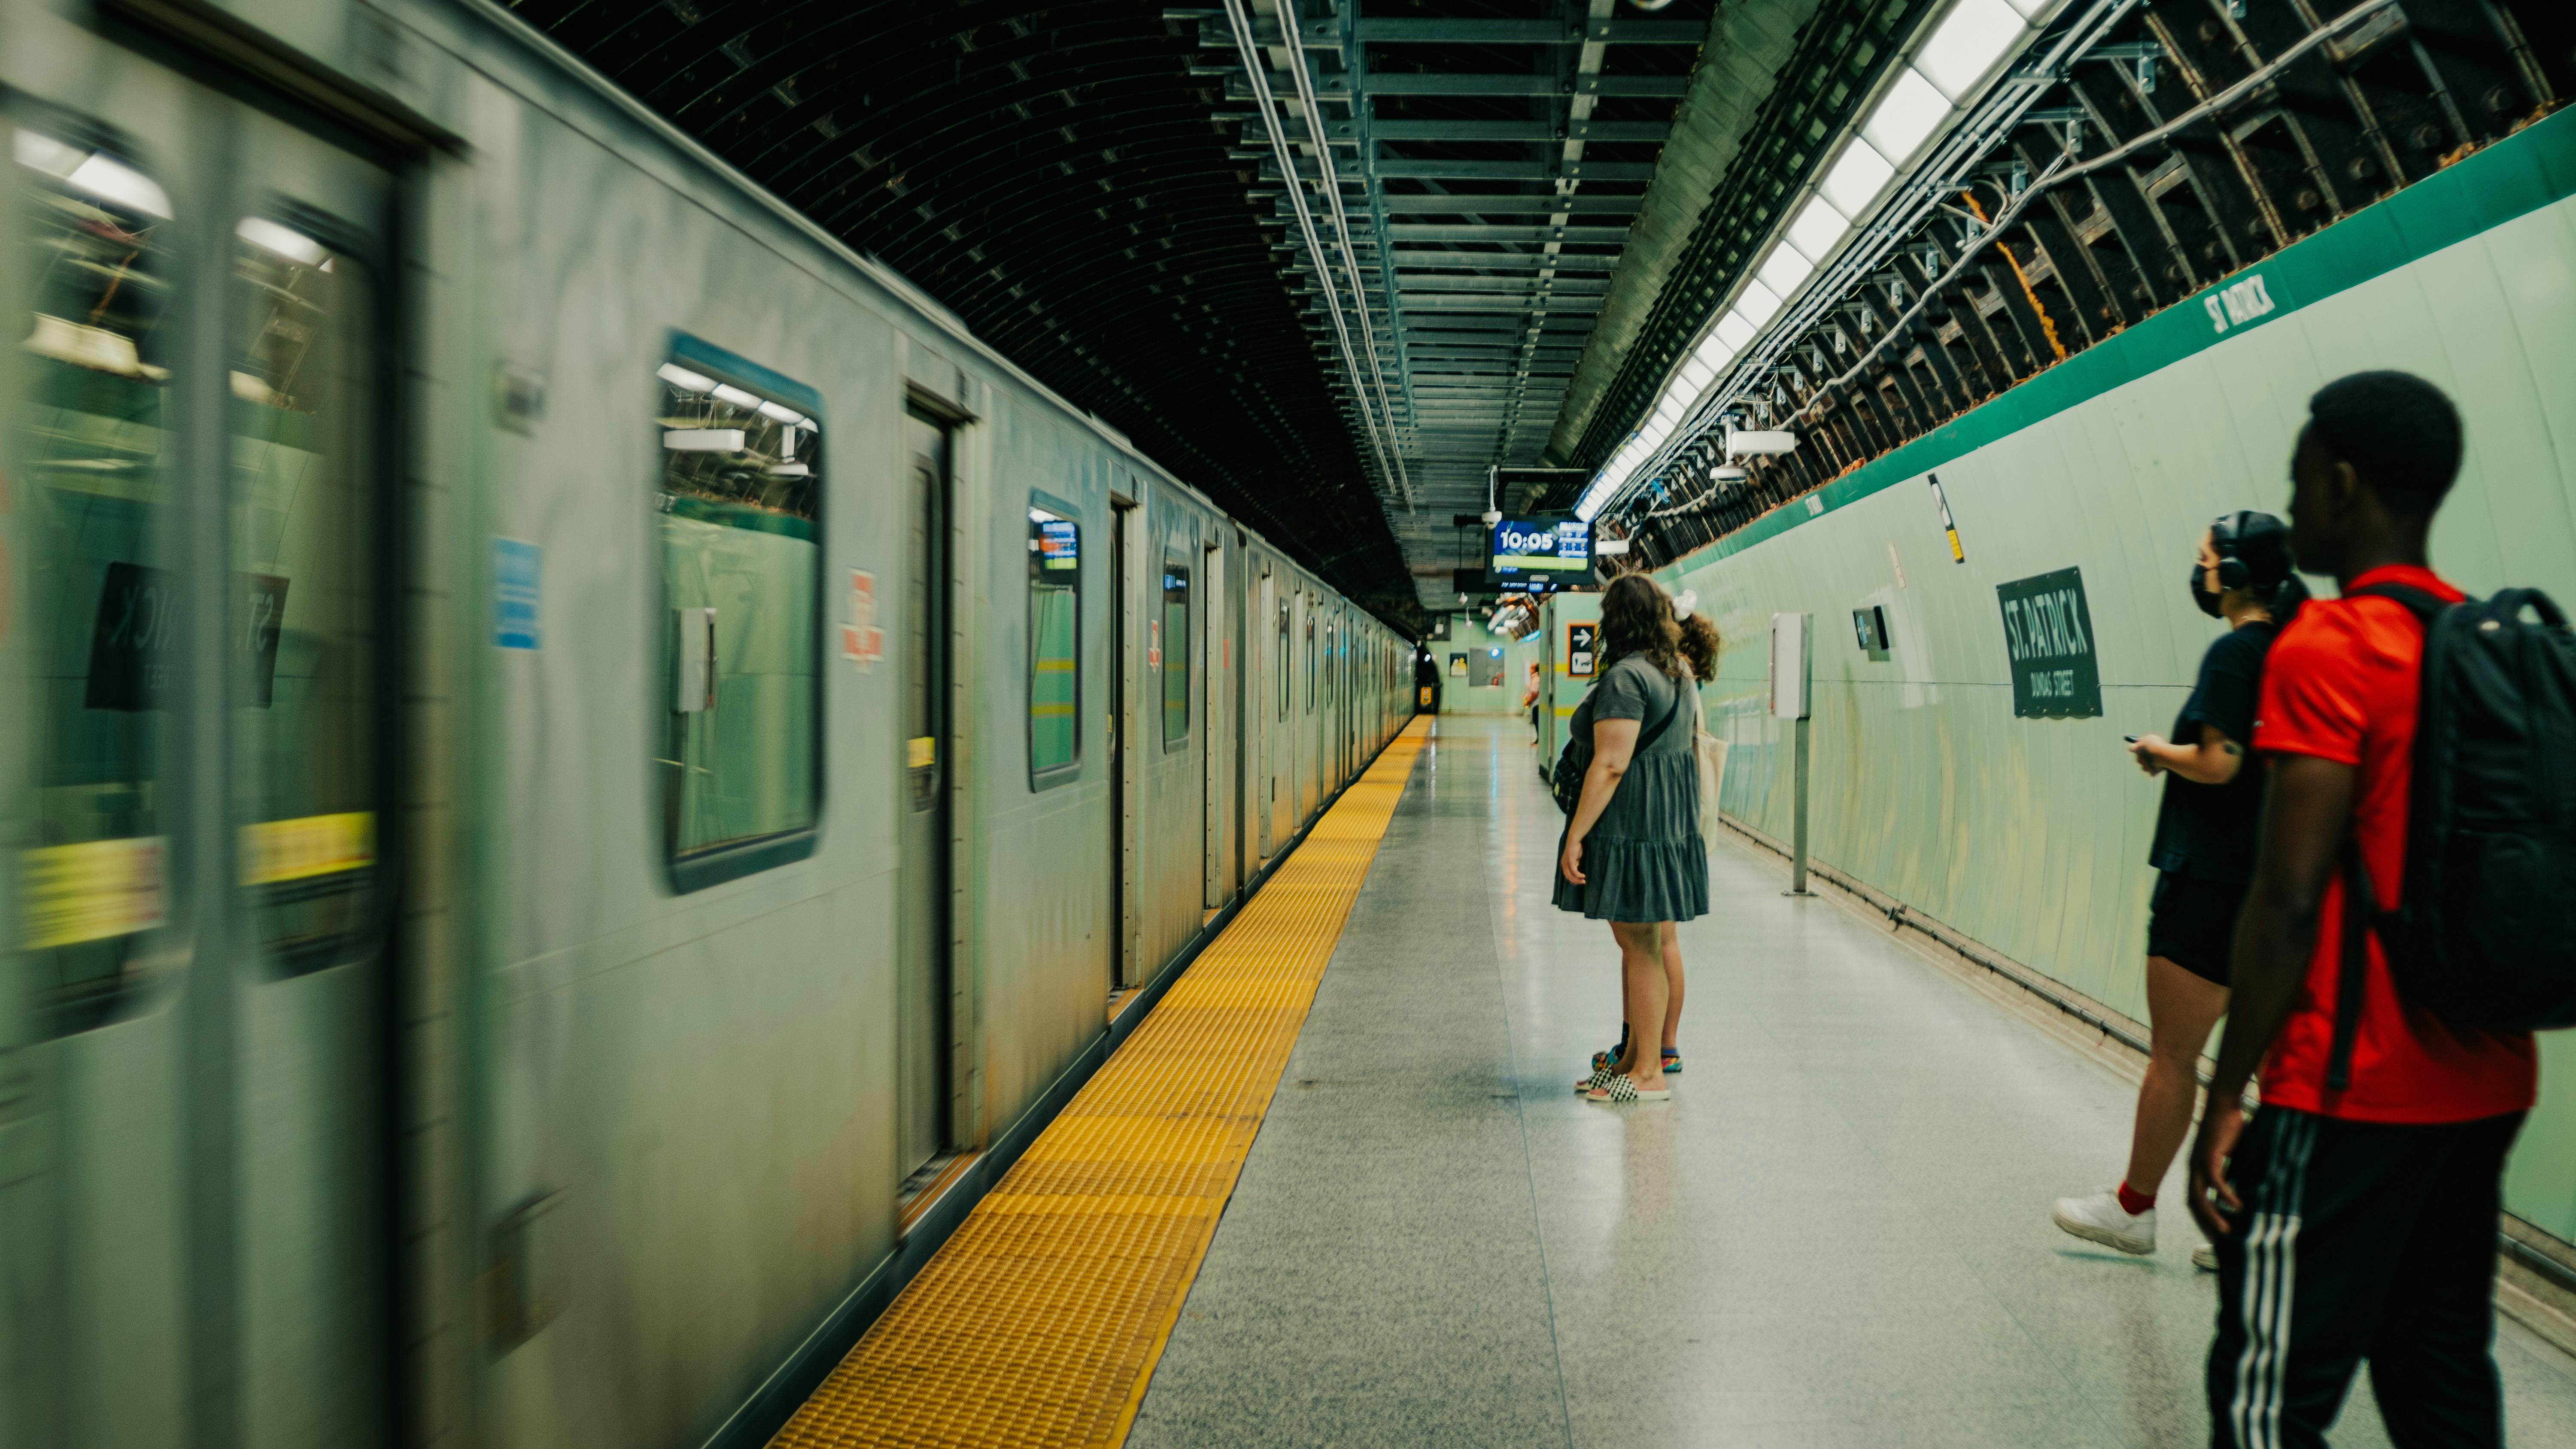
left=778, top=715, right=2576, bottom=1448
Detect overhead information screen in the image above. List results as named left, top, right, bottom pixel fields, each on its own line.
left=1491, top=516, right=1591, bottom=574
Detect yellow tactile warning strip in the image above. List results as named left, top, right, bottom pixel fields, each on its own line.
left=772, top=718, right=1433, bottom=1449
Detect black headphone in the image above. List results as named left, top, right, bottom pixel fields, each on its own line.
left=2208, top=510, right=2287, bottom=592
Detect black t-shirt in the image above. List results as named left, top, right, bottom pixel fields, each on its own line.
left=2149, top=620, right=2279, bottom=882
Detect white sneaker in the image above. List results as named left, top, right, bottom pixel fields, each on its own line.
left=2053, top=1188, right=2156, bottom=1255
left=2192, top=1242, right=2219, bottom=1271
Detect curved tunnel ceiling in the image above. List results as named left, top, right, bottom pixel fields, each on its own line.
left=502, top=0, right=1426, bottom=628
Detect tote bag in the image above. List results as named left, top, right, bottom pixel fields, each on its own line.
left=1689, top=680, right=1727, bottom=851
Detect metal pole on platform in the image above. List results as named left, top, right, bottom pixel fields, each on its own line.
left=1769, top=612, right=1815, bottom=897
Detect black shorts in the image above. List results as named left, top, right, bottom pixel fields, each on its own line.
left=2147, top=871, right=2245, bottom=986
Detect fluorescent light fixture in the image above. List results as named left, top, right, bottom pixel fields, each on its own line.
left=711, top=383, right=762, bottom=410
left=1819, top=140, right=1898, bottom=220
left=1756, top=245, right=1814, bottom=302
left=13, top=130, right=84, bottom=179
left=1862, top=67, right=1952, bottom=166
left=1678, top=358, right=1716, bottom=394
left=658, top=363, right=717, bottom=393
left=1727, top=429, right=1801, bottom=456
left=1785, top=194, right=1850, bottom=267
left=756, top=399, right=805, bottom=426
left=1999, top=0, right=2057, bottom=23
left=235, top=216, right=325, bottom=267
left=766, top=463, right=811, bottom=477
left=66, top=153, right=173, bottom=219
left=1595, top=538, right=1633, bottom=556
left=1736, top=276, right=1786, bottom=330
left=1714, top=310, right=1758, bottom=350
left=663, top=428, right=745, bottom=452
left=1691, top=332, right=1736, bottom=371
left=1915, top=0, right=2026, bottom=101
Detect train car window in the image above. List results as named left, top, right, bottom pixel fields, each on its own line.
left=228, top=210, right=383, bottom=974
left=654, top=336, right=822, bottom=890
left=1027, top=498, right=1081, bottom=787
left=14, top=120, right=181, bottom=1036
left=1160, top=562, right=1189, bottom=749
left=1275, top=596, right=1289, bottom=723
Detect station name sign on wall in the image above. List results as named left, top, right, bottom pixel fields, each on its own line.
left=1996, top=567, right=2101, bottom=719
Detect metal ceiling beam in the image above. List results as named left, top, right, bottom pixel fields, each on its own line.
left=1374, top=194, right=1639, bottom=214
left=1225, top=72, right=1687, bottom=99
left=1258, top=158, right=1657, bottom=183
left=1387, top=225, right=1630, bottom=244
left=1261, top=119, right=1671, bottom=143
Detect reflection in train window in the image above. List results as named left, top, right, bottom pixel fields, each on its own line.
left=14, top=122, right=179, bottom=1035
left=1161, top=563, right=1189, bottom=748
left=230, top=212, right=381, bottom=974
left=1027, top=503, right=1081, bottom=786
left=655, top=340, right=821, bottom=887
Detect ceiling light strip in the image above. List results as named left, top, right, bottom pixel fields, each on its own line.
left=1222, top=0, right=1402, bottom=506
left=1599, top=0, right=2398, bottom=530
left=1575, top=0, right=2136, bottom=522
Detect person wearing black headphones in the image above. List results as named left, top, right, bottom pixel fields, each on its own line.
left=2053, top=512, right=2306, bottom=1269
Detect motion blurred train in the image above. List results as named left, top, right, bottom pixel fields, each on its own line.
left=0, top=2, right=1413, bottom=1445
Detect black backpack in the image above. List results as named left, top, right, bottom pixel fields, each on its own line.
left=2326, top=583, right=2576, bottom=1088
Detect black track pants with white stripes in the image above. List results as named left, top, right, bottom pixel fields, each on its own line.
left=2206, top=1106, right=2524, bottom=1449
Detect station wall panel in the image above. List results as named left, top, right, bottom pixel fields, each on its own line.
left=1659, top=113, right=2576, bottom=1239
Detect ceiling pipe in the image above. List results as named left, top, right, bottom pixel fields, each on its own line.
left=1274, top=0, right=1416, bottom=512
left=1221, top=0, right=1406, bottom=509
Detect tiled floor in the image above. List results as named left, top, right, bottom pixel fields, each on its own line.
left=1127, top=714, right=2576, bottom=1449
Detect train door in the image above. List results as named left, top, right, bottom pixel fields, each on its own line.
left=1110, top=495, right=1140, bottom=987
left=1200, top=540, right=1225, bottom=910
left=897, top=408, right=952, bottom=1184
left=1300, top=594, right=1320, bottom=820
left=3, top=48, right=399, bottom=1449
left=1256, top=568, right=1276, bottom=858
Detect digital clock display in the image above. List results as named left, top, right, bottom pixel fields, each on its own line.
left=1489, top=516, right=1591, bottom=574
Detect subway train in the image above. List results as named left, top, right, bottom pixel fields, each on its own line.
left=0, top=3, right=1415, bottom=1446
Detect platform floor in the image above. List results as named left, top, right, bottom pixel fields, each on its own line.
left=1127, top=714, right=2576, bottom=1449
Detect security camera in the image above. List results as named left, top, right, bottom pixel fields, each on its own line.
left=1481, top=509, right=1502, bottom=526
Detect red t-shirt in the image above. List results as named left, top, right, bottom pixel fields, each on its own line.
left=2251, top=564, right=2536, bottom=1124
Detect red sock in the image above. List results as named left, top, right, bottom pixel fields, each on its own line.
left=2116, top=1182, right=2156, bottom=1216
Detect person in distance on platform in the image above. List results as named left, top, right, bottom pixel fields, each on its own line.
left=1561, top=574, right=1709, bottom=1105
left=2054, top=512, right=2305, bottom=1269
left=1523, top=659, right=1544, bottom=744
left=2190, top=372, right=2532, bottom=1449
left=1583, top=605, right=1720, bottom=1089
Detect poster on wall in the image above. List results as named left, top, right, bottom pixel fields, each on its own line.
left=1447, top=651, right=1467, bottom=677
left=1565, top=621, right=1598, bottom=677
left=1995, top=567, right=2101, bottom=719
left=1475, top=647, right=1505, bottom=688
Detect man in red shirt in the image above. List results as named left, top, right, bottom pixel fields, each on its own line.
left=2190, top=371, right=2536, bottom=1449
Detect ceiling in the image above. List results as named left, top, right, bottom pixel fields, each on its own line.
left=502, top=0, right=1428, bottom=626
left=502, top=0, right=1894, bottom=627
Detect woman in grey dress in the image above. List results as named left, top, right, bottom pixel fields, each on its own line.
left=1559, top=574, right=1710, bottom=1104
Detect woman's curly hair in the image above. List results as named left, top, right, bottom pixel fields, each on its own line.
left=1677, top=611, right=1719, bottom=683
left=1598, top=573, right=1686, bottom=680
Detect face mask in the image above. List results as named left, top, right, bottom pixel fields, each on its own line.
left=2190, top=562, right=2226, bottom=618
